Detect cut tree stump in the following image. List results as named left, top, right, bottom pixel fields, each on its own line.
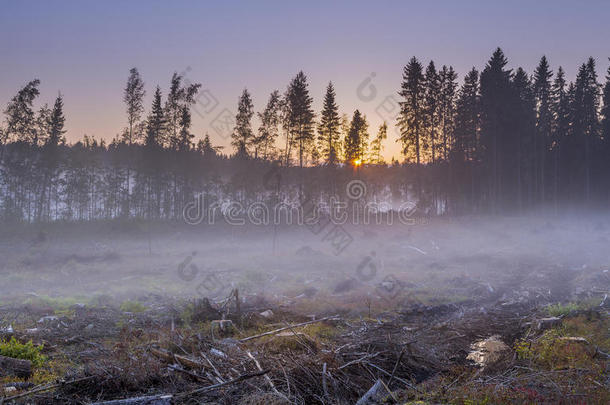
left=0, top=354, right=32, bottom=379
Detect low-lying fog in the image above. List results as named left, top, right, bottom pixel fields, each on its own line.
left=1, top=214, right=609, bottom=310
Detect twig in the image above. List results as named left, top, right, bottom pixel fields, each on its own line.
left=0, top=375, right=95, bottom=403
left=174, top=369, right=270, bottom=399
left=338, top=352, right=382, bottom=370
left=246, top=351, right=290, bottom=402
left=239, top=315, right=339, bottom=342
left=388, top=347, right=406, bottom=386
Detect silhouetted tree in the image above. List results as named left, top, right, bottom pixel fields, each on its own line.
left=317, top=82, right=341, bottom=165
left=424, top=61, right=441, bottom=162
left=370, top=122, right=388, bottom=164
left=286, top=71, right=315, bottom=167
left=256, top=90, right=281, bottom=160
left=232, top=88, right=254, bottom=157
left=398, top=57, right=426, bottom=164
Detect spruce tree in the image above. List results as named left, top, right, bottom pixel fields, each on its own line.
left=145, top=86, right=166, bottom=149
left=317, top=82, right=341, bottom=165
left=551, top=67, right=570, bottom=205
left=424, top=61, right=441, bottom=162
left=397, top=57, right=426, bottom=163
left=480, top=48, right=513, bottom=210
left=286, top=71, right=315, bottom=167
left=533, top=56, right=553, bottom=202
left=453, top=68, right=479, bottom=162
left=344, top=110, right=367, bottom=164
left=232, top=88, right=254, bottom=157
left=439, top=65, right=458, bottom=161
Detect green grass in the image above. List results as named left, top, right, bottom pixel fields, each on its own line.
left=120, top=300, right=147, bottom=313
left=545, top=298, right=599, bottom=317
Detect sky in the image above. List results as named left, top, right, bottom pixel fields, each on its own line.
left=1, top=0, right=610, bottom=161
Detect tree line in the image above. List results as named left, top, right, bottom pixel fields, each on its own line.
left=1, top=47, right=610, bottom=222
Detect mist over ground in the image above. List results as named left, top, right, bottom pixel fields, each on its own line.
left=2, top=213, right=608, bottom=308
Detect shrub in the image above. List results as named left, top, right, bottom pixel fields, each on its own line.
left=0, top=337, right=47, bottom=367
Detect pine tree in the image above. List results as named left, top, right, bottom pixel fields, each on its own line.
left=34, top=104, right=51, bottom=147
left=256, top=90, right=281, bottom=160
left=397, top=57, right=426, bottom=163
left=286, top=71, right=315, bottom=167
left=232, top=88, right=254, bottom=157
left=178, top=105, right=194, bottom=151
left=369, top=122, right=388, bottom=164
left=123, top=68, right=146, bottom=145
left=165, top=73, right=201, bottom=150
left=317, top=82, right=341, bottom=165
left=3, top=79, right=40, bottom=144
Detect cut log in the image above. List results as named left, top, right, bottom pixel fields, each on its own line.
left=0, top=354, right=32, bottom=379
left=149, top=347, right=205, bottom=369
left=90, top=394, right=172, bottom=404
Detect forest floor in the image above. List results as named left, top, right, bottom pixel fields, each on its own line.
left=0, top=218, right=609, bottom=403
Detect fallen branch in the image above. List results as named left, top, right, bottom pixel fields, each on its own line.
left=247, top=350, right=290, bottom=402
left=149, top=347, right=205, bottom=369
left=90, top=394, right=172, bottom=405
left=0, top=375, right=95, bottom=404
left=174, top=369, right=270, bottom=399
left=239, top=315, right=339, bottom=342
left=338, top=352, right=382, bottom=370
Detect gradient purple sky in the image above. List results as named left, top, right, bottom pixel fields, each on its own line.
left=2, top=0, right=610, bottom=160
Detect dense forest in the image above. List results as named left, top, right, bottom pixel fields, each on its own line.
left=1, top=47, right=610, bottom=223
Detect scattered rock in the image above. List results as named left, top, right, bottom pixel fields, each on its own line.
left=259, top=310, right=274, bottom=319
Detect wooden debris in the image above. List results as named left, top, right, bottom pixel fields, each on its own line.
left=90, top=394, right=173, bottom=405
left=239, top=315, right=339, bottom=342
left=149, top=347, right=205, bottom=369
left=355, top=379, right=393, bottom=405
left=0, top=354, right=32, bottom=379
left=174, top=369, right=270, bottom=399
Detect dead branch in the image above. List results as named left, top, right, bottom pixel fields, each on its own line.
left=239, top=315, right=339, bottom=342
